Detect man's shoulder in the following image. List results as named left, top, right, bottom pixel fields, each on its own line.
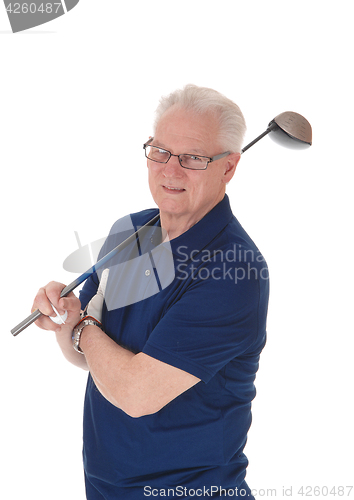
left=204, top=215, right=268, bottom=274
left=214, top=215, right=261, bottom=254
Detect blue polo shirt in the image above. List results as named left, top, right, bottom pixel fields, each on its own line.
left=79, top=195, right=269, bottom=499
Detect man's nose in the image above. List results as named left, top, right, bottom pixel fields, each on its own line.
left=163, top=154, right=183, bottom=175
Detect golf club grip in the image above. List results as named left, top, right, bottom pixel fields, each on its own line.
left=10, top=282, right=79, bottom=337
left=11, top=213, right=161, bottom=337
left=11, top=309, right=43, bottom=336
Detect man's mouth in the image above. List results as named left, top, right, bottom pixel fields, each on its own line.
left=163, top=185, right=185, bottom=193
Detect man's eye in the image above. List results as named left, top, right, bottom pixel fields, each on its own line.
left=155, top=149, right=169, bottom=157
left=149, top=147, right=170, bottom=161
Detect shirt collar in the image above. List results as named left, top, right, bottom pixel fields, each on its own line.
left=168, top=194, right=233, bottom=258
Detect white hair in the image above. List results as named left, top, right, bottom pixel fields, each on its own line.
left=153, top=84, right=247, bottom=154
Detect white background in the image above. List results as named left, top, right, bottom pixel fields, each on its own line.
left=1, top=1, right=353, bottom=498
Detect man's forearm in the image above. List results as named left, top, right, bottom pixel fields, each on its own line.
left=79, top=325, right=200, bottom=419
left=79, top=325, right=136, bottom=413
left=55, top=327, right=89, bottom=371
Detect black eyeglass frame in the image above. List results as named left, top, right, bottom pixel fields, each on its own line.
left=143, top=137, right=231, bottom=171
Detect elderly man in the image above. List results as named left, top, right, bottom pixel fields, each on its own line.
left=33, top=85, right=269, bottom=499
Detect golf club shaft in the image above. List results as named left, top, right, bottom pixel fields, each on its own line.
left=241, top=122, right=277, bottom=153
left=11, top=214, right=161, bottom=336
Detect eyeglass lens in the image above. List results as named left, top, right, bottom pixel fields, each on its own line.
left=145, top=146, right=208, bottom=170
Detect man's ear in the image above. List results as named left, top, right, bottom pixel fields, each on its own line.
left=223, top=153, right=241, bottom=183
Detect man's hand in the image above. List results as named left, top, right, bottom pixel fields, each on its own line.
left=31, top=282, right=88, bottom=369
left=32, top=281, right=81, bottom=333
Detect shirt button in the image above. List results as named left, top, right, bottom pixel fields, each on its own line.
left=150, top=237, right=154, bottom=243
left=145, top=270, right=151, bottom=276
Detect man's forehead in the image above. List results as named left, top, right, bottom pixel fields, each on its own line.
left=157, top=105, right=218, bottom=126
left=154, top=107, right=219, bottom=153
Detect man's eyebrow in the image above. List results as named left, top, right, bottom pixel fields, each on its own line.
left=151, top=140, right=169, bottom=150
left=187, top=149, right=209, bottom=156
left=152, top=140, right=208, bottom=156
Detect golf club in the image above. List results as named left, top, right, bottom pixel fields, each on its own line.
left=11, top=110, right=312, bottom=336
left=242, top=111, right=312, bottom=153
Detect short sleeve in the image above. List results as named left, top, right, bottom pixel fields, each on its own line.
left=143, top=263, right=261, bottom=383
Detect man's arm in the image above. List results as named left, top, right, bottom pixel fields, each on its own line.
left=32, top=282, right=88, bottom=370
left=55, top=323, right=89, bottom=371
left=80, top=324, right=200, bottom=418
left=33, top=281, right=200, bottom=417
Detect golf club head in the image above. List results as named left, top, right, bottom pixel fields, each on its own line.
left=241, top=110, right=312, bottom=153
left=268, top=111, right=312, bottom=150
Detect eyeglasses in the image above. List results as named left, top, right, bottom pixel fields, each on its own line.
left=143, top=138, right=230, bottom=171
